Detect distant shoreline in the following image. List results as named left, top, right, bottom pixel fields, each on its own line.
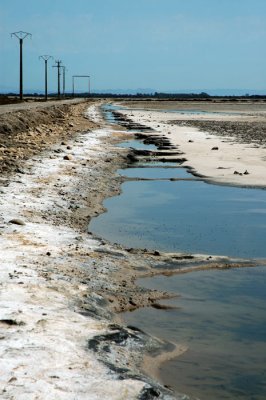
left=118, top=99, right=266, bottom=188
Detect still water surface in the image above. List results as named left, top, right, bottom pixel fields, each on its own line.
left=89, top=135, right=266, bottom=399
left=124, top=267, right=266, bottom=400
left=90, top=179, right=266, bottom=259
left=117, top=139, right=157, bottom=150
left=118, top=167, right=192, bottom=180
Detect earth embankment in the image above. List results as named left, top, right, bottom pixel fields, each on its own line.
left=0, top=99, right=99, bottom=176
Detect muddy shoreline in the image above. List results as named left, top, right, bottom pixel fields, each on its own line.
left=0, top=99, right=263, bottom=399
left=0, top=100, right=192, bottom=399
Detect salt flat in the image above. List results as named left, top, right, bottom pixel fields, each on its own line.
left=119, top=105, right=266, bottom=187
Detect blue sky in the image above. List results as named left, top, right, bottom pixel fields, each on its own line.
left=1, top=0, right=266, bottom=93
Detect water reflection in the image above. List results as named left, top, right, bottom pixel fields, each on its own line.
left=124, top=267, right=266, bottom=400
left=90, top=180, right=266, bottom=258
left=93, top=113, right=266, bottom=399
left=118, top=167, right=192, bottom=179
left=117, top=140, right=157, bottom=150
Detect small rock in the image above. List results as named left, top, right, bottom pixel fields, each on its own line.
left=188, top=140, right=194, bottom=143
left=63, top=154, right=73, bottom=161
left=211, top=147, right=219, bottom=150
left=9, top=219, right=25, bottom=226
left=15, top=167, right=25, bottom=174
left=8, top=377, right=17, bottom=383
left=0, top=319, right=25, bottom=326
left=244, top=170, right=249, bottom=175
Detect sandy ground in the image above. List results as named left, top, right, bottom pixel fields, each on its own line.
left=0, top=99, right=262, bottom=400
left=118, top=101, right=266, bottom=188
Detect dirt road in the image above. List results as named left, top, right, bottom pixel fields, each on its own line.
left=0, top=98, right=86, bottom=115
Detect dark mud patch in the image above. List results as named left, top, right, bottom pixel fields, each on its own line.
left=88, top=324, right=179, bottom=399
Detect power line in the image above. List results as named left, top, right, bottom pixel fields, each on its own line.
left=39, top=55, right=53, bottom=101
left=11, top=31, right=32, bottom=100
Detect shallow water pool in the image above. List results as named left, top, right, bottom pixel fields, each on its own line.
left=117, top=167, right=192, bottom=180
left=117, top=139, right=157, bottom=150
left=90, top=179, right=266, bottom=259
left=95, top=107, right=266, bottom=400
left=124, top=266, right=266, bottom=400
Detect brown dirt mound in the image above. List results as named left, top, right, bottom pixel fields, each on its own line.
left=0, top=101, right=99, bottom=176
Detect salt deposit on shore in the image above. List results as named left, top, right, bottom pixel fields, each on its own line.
left=0, top=102, right=189, bottom=400
left=0, top=120, right=146, bottom=399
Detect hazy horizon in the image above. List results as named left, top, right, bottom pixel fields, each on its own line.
left=1, top=86, right=266, bottom=97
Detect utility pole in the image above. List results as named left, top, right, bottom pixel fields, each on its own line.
left=61, top=66, right=67, bottom=97
left=11, top=31, right=32, bottom=101
left=53, top=60, right=62, bottom=98
left=39, top=55, right=53, bottom=101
